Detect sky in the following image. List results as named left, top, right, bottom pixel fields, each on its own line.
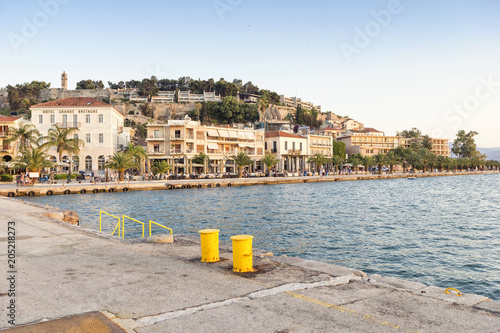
left=1, top=0, right=499, bottom=147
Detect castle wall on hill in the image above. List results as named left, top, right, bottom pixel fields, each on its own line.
left=38, top=88, right=114, bottom=102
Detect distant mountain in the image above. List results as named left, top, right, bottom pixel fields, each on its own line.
left=478, top=147, right=500, bottom=161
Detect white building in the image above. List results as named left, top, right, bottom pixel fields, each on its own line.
left=30, top=97, right=134, bottom=174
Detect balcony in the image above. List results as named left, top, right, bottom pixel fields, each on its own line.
left=148, top=150, right=165, bottom=155
left=57, top=122, right=80, bottom=129
left=289, top=149, right=302, bottom=155
left=117, top=126, right=123, bottom=133
left=170, top=136, right=184, bottom=140
left=0, top=131, right=9, bottom=137
left=146, top=135, right=164, bottom=141
left=170, top=149, right=184, bottom=154
left=1, top=145, right=12, bottom=152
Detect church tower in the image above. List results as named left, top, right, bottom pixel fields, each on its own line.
left=61, top=71, right=68, bottom=90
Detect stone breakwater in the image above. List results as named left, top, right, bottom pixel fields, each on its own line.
left=0, top=171, right=497, bottom=198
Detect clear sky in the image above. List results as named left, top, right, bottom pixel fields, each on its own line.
left=1, top=0, right=499, bottom=147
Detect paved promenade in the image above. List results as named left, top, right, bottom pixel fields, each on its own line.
left=0, top=197, right=499, bottom=332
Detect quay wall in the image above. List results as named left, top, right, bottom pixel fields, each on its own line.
left=0, top=171, right=496, bottom=198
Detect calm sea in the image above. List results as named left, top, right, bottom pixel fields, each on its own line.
left=24, top=174, right=500, bottom=301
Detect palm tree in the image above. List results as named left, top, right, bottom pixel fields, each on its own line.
left=407, top=150, right=423, bottom=172
left=231, top=152, right=253, bottom=178
left=258, top=97, right=269, bottom=122
left=126, top=143, right=147, bottom=174
left=427, top=153, right=437, bottom=172
left=384, top=151, right=400, bottom=174
left=42, top=124, right=84, bottom=175
left=361, top=155, right=373, bottom=174
left=192, top=152, right=208, bottom=173
left=308, top=153, right=329, bottom=173
left=5, top=123, right=40, bottom=151
left=105, top=152, right=138, bottom=181
left=152, top=160, right=172, bottom=179
left=331, top=155, right=344, bottom=173
left=373, top=153, right=386, bottom=174
left=418, top=149, right=431, bottom=173
left=347, top=156, right=360, bottom=174
left=392, top=146, right=411, bottom=173
left=260, top=152, right=279, bottom=176
left=11, top=147, right=54, bottom=172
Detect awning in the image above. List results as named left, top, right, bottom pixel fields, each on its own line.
left=207, top=129, right=219, bottom=137
left=191, top=163, right=204, bottom=167
left=228, top=131, right=238, bottom=139
left=218, top=130, right=229, bottom=138
left=237, top=131, right=246, bottom=139
left=246, top=144, right=255, bottom=148
left=245, top=132, right=255, bottom=140
left=207, top=142, right=219, bottom=150
left=238, top=143, right=246, bottom=148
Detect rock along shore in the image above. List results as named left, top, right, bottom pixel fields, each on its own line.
left=0, top=197, right=499, bottom=332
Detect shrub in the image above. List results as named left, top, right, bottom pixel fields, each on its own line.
left=0, top=174, right=13, bottom=182
left=54, top=174, right=77, bottom=180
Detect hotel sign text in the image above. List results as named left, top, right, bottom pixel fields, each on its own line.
left=42, top=109, right=98, bottom=114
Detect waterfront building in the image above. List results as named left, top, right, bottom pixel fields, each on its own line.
left=337, top=128, right=402, bottom=157
left=401, top=137, right=450, bottom=157
left=0, top=116, right=23, bottom=164
left=30, top=97, right=134, bottom=174
left=146, top=119, right=265, bottom=174
left=264, top=131, right=308, bottom=173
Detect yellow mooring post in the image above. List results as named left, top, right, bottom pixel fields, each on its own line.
left=230, top=235, right=254, bottom=273
left=199, top=229, right=220, bottom=262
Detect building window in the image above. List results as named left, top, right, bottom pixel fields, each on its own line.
left=86, top=114, right=91, bottom=123
left=273, top=141, right=277, bottom=152
left=73, top=134, right=78, bottom=140
left=285, top=141, right=288, bottom=151
left=175, top=130, right=181, bottom=138
left=86, top=133, right=91, bottom=143
left=292, top=142, right=296, bottom=150
left=72, top=156, right=79, bottom=172
left=99, top=133, right=103, bottom=143
left=153, top=130, right=160, bottom=138
left=99, top=114, right=103, bottom=123
left=265, top=142, right=267, bottom=150
left=73, top=114, right=78, bottom=124
left=50, top=115, right=55, bottom=123
left=98, top=155, right=105, bottom=171
left=38, top=115, right=43, bottom=124
left=62, top=115, right=67, bottom=125
left=85, top=156, right=92, bottom=171
left=300, top=142, right=303, bottom=151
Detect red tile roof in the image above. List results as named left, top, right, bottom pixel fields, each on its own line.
left=321, top=126, right=342, bottom=131
left=31, top=97, right=112, bottom=108
left=0, top=116, right=22, bottom=122
left=353, top=127, right=382, bottom=133
left=265, top=131, right=305, bottom=139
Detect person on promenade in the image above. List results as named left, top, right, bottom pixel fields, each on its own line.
left=125, top=171, right=129, bottom=183
left=49, top=171, right=54, bottom=185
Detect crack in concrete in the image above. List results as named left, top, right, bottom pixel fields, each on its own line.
left=129, top=276, right=359, bottom=329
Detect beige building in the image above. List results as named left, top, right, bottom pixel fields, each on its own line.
left=147, top=120, right=265, bottom=174
left=337, top=128, right=402, bottom=157
left=401, top=137, right=450, bottom=157
left=279, top=95, right=321, bottom=112
left=0, top=116, right=23, bottom=164
left=30, top=97, right=133, bottom=173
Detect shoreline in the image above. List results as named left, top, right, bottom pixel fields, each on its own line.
left=0, top=170, right=497, bottom=197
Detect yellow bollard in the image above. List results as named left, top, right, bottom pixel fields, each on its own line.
left=199, top=229, right=220, bottom=262
left=230, top=235, right=254, bottom=272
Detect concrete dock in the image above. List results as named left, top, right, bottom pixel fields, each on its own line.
left=0, top=170, right=497, bottom=198
left=1, top=197, right=499, bottom=332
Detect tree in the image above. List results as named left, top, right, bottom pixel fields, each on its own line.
left=151, top=160, right=172, bottom=179
left=220, top=96, right=239, bottom=124
left=5, top=123, right=40, bottom=151
left=452, top=130, right=479, bottom=158
left=126, top=143, right=147, bottom=174
left=295, top=105, right=304, bottom=124
left=199, top=102, right=208, bottom=123
left=332, top=141, right=346, bottom=158
left=139, top=76, right=158, bottom=98
left=398, top=127, right=422, bottom=139
left=422, top=135, right=433, bottom=151
left=76, top=80, right=101, bottom=89
left=260, top=152, right=279, bottom=176
left=392, top=146, right=411, bottom=172
left=384, top=151, right=400, bottom=174
left=308, top=153, right=329, bottom=173
left=42, top=124, right=84, bottom=175
left=373, top=153, right=386, bottom=174
left=407, top=150, right=423, bottom=172
left=192, top=152, right=208, bottom=173
left=331, top=155, right=344, bottom=173
left=258, top=97, right=269, bottom=122
left=348, top=156, right=361, bottom=173
left=105, top=152, right=138, bottom=181
left=11, top=146, right=53, bottom=172
left=361, top=155, right=373, bottom=174
left=231, top=152, right=253, bottom=178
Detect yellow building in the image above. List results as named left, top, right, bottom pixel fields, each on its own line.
left=147, top=120, right=265, bottom=174
left=0, top=116, right=23, bottom=164
left=401, top=137, right=450, bottom=157
left=337, top=128, right=402, bottom=157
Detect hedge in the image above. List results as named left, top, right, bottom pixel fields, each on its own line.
left=0, top=174, right=14, bottom=182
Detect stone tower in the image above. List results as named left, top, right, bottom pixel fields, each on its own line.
left=61, top=71, right=67, bottom=90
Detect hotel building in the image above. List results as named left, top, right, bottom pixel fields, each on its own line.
left=30, top=97, right=134, bottom=173
left=0, top=116, right=23, bottom=164
left=146, top=119, right=265, bottom=174
left=337, top=128, right=403, bottom=157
